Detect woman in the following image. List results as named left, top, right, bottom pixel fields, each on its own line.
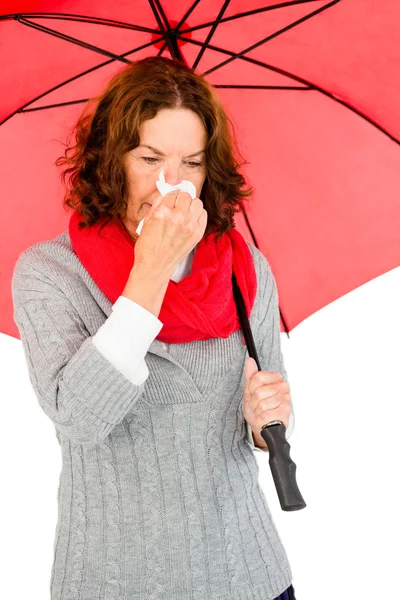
left=12, top=56, right=296, bottom=599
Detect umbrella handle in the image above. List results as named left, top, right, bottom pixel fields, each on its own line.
left=260, top=423, right=306, bottom=511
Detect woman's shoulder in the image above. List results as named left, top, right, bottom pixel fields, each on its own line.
left=12, top=229, right=86, bottom=303
left=245, top=241, right=274, bottom=286
left=14, top=230, right=73, bottom=267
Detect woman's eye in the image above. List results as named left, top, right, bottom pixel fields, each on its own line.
left=142, top=157, right=159, bottom=164
left=187, top=162, right=202, bottom=168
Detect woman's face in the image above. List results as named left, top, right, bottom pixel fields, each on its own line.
left=121, top=107, right=208, bottom=242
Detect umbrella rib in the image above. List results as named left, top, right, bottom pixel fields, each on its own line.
left=178, top=38, right=400, bottom=146
left=148, top=0, right=167, bottom=32
left=16, top=16, right=132, bottom=64
left=201, top=0, right=340, bottom=76
left=152, top=0, right=172, bottom=31
left=192, top=0, right=231, bottom=71
left=20, top=99, right=90, bottom=112
left=0, top=12, right=159, bottom=34
left=178, top=33, right=314, bottom=79
left=180, top=0, right=321, bottom=34
left=175, top=0, right=203, bottom=27
left=214, top=85, right=309, bottom=89
left=0, top=35, right=167, bottom=126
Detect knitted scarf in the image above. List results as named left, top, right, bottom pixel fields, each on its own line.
left=69, top=211, right=257, bottom=344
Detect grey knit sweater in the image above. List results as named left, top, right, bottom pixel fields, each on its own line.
left=11, top=230, right=294, bottom=600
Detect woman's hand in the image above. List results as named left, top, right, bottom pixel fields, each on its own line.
left=243, top=357, right=293, bottom=450
left=134, top=189, right=207, bottom=278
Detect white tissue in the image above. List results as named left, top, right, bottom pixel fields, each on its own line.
left=136, top=170, right=197, bottom=235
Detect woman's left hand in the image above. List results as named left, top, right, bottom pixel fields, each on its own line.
left=243, top=356, right=293, bottom=444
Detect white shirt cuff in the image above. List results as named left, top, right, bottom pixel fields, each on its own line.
left=92, top=295, right=163, bottom=385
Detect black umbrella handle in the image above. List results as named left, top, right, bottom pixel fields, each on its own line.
left=260, top=423, right=306, bottom=511
left=231, top=270, right=306, bottom=511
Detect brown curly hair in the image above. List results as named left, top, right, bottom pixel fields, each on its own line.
left=56, top=56, right=253, bottom=242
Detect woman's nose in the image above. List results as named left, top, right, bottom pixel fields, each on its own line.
left=163, top=165, right=182, bottom=186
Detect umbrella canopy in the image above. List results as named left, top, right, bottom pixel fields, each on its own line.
left=1, top=0, right=399, bottom=339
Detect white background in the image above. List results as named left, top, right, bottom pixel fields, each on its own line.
left=1, top=265, right=399, bottom=599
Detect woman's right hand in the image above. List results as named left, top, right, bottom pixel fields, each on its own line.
left=133, top=189, right=208, bottom=278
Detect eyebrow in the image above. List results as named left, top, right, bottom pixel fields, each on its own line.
left=137, top=145, right=205, bottom=158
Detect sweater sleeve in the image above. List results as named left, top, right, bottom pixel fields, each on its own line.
left=244, top=246, right=295, bottom=453
left=11, top=254, right=156, bottom=446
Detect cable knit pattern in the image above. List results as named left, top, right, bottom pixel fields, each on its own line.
left=172, top=404, right=209, bottom=599
left=236, top=402, right=288, bottom=580
left=50, top=471, right=64, bottom=595
left=65, top=444, right=87, bottom=600
left=11, top=230, right=295, bottom=600
left=206, top=376, right=253, bottom=593
left=98, top=438, right=123, bottom=600
left=126, top=405, right=170, bottom=598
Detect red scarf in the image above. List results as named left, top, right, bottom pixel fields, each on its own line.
left=69, top=211, right=257, bottom=344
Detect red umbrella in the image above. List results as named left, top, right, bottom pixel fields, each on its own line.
left=1, top=0, right=399, bottom=338
left=1, top=0, right=399, bottom=508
